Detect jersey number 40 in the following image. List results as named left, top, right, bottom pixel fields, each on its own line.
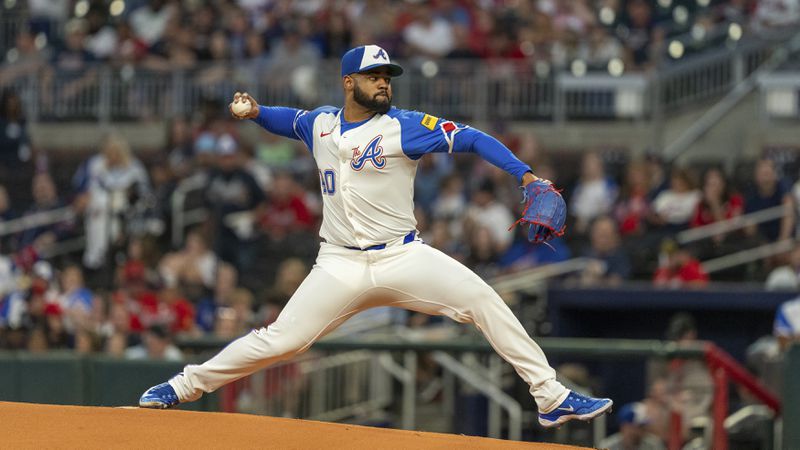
left=319, top=169, right=336, bottom=196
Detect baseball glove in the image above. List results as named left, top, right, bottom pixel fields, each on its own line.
left=510, top=179, right=567, bottom=244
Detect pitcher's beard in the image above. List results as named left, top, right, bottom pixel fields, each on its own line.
left=353, top=84, right=391, bottom=114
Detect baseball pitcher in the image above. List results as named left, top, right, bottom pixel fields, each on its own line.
left=140, top=45, right=612, bottom=428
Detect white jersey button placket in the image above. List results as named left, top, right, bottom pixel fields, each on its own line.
left=338, top=131, right=365, bottom=248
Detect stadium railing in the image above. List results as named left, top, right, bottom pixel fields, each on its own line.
left=673, top=204, right=796, bottom=274
left=0, top=36, right=787, bottom=126
left=663, top=29, right=800, bottom=161
left=177, top=332, right=784, bottom=448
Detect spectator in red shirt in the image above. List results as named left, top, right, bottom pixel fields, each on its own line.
left=160, top=286, right=195, bottom=335
left=113, top=263, right=159, bottom=333
left=690, top=168, right=744, bottom=230
left=615, top=160, right=651, bottom=236
left=653, top=240, right=709, bottom=288
left=260, top=172, right=314, bottom=240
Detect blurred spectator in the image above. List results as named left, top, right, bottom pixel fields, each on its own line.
left=643, top=377, right=672, bottom=443
left=27, top=0, right=70, bottom=35
left=105, top=332, right=129, bottom=357
left=425, top=219, right=468, bottom=261
left=650, top=168, right=700, bottom=231
left=0, top=29, right=50, bottom=86
left=109, top=21, right=149, bottom=67
left=598, top=402, right=666, bottom=450
left=765, top=243, right=800, bottom=291
left=17, top=173, right=72, bottom=254
left=660, top=313, right=713, bottom=437
left=165, top=116, right=195, bottom=179
left=130, top=0, right=176, bottom=47
left=112, top=262, right=160, bottom=333
left=124, top=324, right=183, bottom=361
left=690, top=168, right=744, bottom=230
left=499, top=230, right=571, bottom=271
left=57, top=265, right=94, bottom=333
left=214, top=288, right=254, bottom=338
left=42, top=19, right=98, bottom=110
left=84, top=8, right=118, bottom=60
left=570, top=152, right=618, bottom=235
left=744, top=158, right=794, bottom=242
left=259, top=172, right=314, bottom=240
left=266, top=27, right=321, bottom=99
left=465, top=226, right=500, bottom=278
left=653, top=240, right=709, bottom=288
left=619, top=0, right=656, bottom=69
left=73, top=134, right=151, bottom=271
left=0, top=185, right=14, bottom=241
left=318, top=14, right=353, bottom=58
left=753, top=0, right=800, bottom=31
left=160, top=286, right=195, bottom=335
left=402, top=3, right=455, bottom=58
left=414, top=156, right=447, bottom=213
left=204, top=134, right=266, bottom=274
left=615, top=160, right=651, bottom=236
left=261, top=258, right=308, bottom=323
left=432, top=174, right=467, bottom=238
left=159, top=230, right=218, bottom=290
left=0, top=90, right=35, bottom=204
left=195, top=262, right=239, bottom=333
left=465, top=179, right=514, bottom=254
left=581, top=25, right=625, bottom=68
left=774, top=295, right=800, bottom=352
left=579, top=216, right=631, bottom=285
left=645, top=155, right=668, bottom=201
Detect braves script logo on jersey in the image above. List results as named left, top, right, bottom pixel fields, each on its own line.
left=351, top=135, right=386, bottom=171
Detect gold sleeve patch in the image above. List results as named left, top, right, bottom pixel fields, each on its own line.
left=421, top=114, right=438, bottom=130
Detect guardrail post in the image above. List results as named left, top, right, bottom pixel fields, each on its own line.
left=474, top=66, right=489, bottom=123
left=784, top=344, right=800, bottom=449
left=650, top=72, right=664, bottom=154
left=98, top=66, right=112, bottom=124
left=712, top=365, right=729, bottom=450
left=488, top=355, right=502, bottom=439
left=733, top=51, right=745, bottom=85
left=402, top=350, right=417, bottom=430
left=30, top=74, right=40, bottom=122
left=172, top=70, right=185, bottom=118
left=553, top=73, right=566, bottom=125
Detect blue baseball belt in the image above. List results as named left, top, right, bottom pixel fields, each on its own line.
left=344, top=230, right=417, bottom=251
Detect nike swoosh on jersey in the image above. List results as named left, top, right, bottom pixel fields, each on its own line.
left=320, top=131, right=333, bottom=137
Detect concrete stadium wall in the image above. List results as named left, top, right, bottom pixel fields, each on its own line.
left=0, top=352, right=217, bottom=410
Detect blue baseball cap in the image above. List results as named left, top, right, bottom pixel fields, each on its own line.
left=341, top=45, right=404, bottom=77
left=618, top=402, right=650, bottom=426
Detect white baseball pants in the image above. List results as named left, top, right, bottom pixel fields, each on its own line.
left=169, top=240, right=569, bottom=412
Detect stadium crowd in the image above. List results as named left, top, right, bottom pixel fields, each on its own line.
left=2, top=79, right=800, bottom=357
left=1, top=0, right=796, bottom=91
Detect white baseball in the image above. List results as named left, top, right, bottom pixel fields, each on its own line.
left=231, top=99, right=252, bottom=117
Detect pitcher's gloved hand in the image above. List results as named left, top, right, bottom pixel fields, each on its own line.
left=510, top=179, right=567, bottom=244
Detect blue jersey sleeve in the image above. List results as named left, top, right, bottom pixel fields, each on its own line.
left=393, top=109, right=532, bottom=183
left=251, top=105, right=338, bottom=154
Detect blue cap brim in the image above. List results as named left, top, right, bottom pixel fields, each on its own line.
left=348, top=63, right=404, bottom=77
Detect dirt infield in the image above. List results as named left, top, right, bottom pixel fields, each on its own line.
left=0, top=401, right=592, bottom=449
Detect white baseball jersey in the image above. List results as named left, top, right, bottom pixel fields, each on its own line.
left=253, top=105, right=532, bottom=249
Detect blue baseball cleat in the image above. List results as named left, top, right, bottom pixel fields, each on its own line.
left=538, top=391, right=613, bottom=428
left=139, top=382, right=180, bottom=409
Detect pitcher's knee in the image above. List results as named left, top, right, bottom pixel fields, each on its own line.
left=253, top=327, right=311, bottom=357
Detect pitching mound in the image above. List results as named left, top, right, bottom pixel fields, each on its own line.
left=0, top=401, right=590, bottom=449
